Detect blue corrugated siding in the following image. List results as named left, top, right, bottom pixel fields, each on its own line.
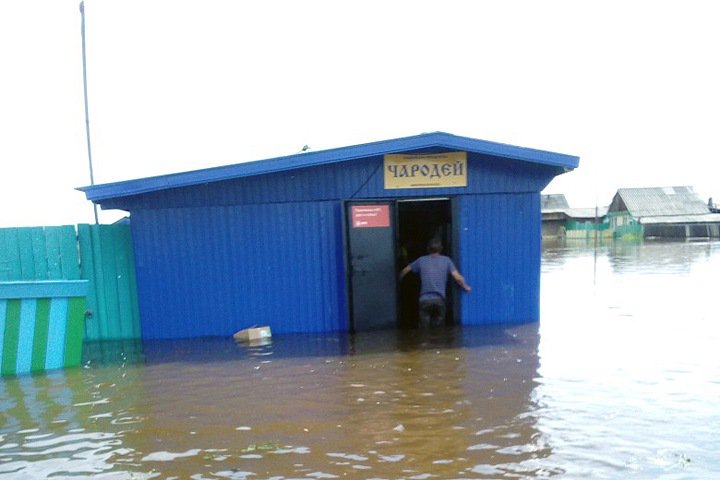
left=457, top=193, right=541, bottom=324
left=131, top=201, right=347, bottom=339
left=122, top=151, right=557, bottom=338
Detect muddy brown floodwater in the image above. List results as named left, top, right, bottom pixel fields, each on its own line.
left=1, top=240, right=719, bottom=479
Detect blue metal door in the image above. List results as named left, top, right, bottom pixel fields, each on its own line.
left=346, top=201, right=398, bottom=331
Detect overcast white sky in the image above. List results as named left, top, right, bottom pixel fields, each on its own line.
left=1, top=0, right=718, bottom=227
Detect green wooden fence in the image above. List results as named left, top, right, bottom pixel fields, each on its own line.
left=0, top=225, right=140, bottom=341
left=0, top=280, right=88, bottom=376
left=0, top=226, right=80, bottom=281
left=77, top=224, right=141, bottom=340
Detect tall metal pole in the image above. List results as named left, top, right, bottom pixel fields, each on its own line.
left=80, top=1, right=99, bottom=224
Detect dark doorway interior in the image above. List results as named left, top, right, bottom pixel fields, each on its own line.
left=397, top=199, right=454, bottom=329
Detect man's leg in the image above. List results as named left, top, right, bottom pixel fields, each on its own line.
left=419, top=297, right=446, bottom=328
left=428, top=298, right=446, bottom=327
left=418, top=299, right=433, bottom=328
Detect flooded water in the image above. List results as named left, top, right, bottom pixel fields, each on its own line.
left=1, top=240, right=719, bottom=479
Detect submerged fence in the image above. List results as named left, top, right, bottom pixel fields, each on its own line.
left=0, top=224, right=140, bottom=341
left=0, top=280, right=88, bottom=376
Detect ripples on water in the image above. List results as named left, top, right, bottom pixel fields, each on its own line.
left=1, top=240, right=719, bottom=479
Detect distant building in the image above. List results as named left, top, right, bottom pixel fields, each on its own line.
left=541, top=194, right=570, bottom=211
left=541, top=194, right=607, bottom=239
left=607, top=186, right=720, bottom=238
left=541, top=194, right=570, bottom=238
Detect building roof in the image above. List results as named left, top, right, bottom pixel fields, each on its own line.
left=541, top=194, right=570, bottom=210
left=565, top=206, right=608, bottom=219
left=78, top=131, right=579, bottom=203
left=640, top=213, right=720, bottom=225
left=541, top=194, right=607, bottom=220
left=542, top=206, right=608, bottom=220
left=610, top=186, right=711, bottom=218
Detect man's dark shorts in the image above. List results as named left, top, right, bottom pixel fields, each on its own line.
left=419, top=296, right=446, bottom=327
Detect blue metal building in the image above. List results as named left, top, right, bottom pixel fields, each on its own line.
left=80, top=132, right=579, bottom=339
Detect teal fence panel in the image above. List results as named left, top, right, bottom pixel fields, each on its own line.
left=78, top=224, right=141, bottom=340
left=0, top=227, right=80, bottom=281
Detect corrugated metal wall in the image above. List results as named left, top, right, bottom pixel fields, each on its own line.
left=132, top=201, right=347, bottom=339
left=123, top=152, right=556, bottom=339
left=457, top=193, right=541, bottom=324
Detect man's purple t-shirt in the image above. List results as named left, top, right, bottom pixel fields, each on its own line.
left=410, top=254, right=457, bottom=300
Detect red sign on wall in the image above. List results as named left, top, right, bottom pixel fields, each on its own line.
left=351, top=205, right=390, bottom=228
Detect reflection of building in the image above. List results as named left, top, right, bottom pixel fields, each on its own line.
left=321, top=325, right=547, bottom=477
left=126, top=326, right=547, bottom=478
left=607, top=186, right=720, bottom=239
left=541, top=194, right=608, bottom=239
left=0, top=369, right=140, bottom=477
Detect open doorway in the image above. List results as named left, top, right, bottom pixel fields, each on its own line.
left=397, top=198, right=454, bottom=329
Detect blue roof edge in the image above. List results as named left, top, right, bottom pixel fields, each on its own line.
left=78, top=131, right=579, bottom=202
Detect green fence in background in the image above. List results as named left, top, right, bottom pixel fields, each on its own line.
left=0, top=225, right=140, bottom=342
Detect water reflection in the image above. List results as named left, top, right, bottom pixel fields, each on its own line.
left=543, top=237, right=718, bottom=275
left=2, top=240, right=719, bottom=478
left=0, top=370, right=132, bottom=478
left=538, top=239, right=720, bottom=479
left=606, top=239, right=715, bottom=274
left=1, top=324, right=547, bottom=478
left=83, top=339, right=146, bottom=366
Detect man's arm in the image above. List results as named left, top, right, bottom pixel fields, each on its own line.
left=451, top=270, right=472, bottom=292
left=399, top=265, right=412, bottom=280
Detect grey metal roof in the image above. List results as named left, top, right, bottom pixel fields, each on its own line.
left=640, top=213, right=720, bottom=225
left=541, top=194, right=570, bottom=210
left=541, top=206, right=608, bottom=220
left=614, top=186, right=710, bottom=218
left=541, top=194, right=607, bottom=219
left=565, top=206, right=608, bottom=219
left=78, top=132, right=579, bottom=202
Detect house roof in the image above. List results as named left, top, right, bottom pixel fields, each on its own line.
left=612, top=186, right=711, bottom=218
left=640, top=213, right=720, bottom=225
left=566, top=206, right=608, bottom=219
left=541, top=194, right=570, bottom=210
left=78, top=131, right=579, bottom=203
left=541, top=194, right=607, bottom=220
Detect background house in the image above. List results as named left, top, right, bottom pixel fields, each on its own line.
left=541, top=194, right=570, bottom=238
left=541, top=194, right=608, bottom=239
left=607, top=186, right=720, bottom=239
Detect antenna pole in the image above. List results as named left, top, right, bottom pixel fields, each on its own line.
left=80, top=1, right=99, bottom=224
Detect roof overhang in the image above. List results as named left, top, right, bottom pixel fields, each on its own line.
left=640, top=214, right=720, bottom=225
left=78, top=131, right=579, bottom=203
